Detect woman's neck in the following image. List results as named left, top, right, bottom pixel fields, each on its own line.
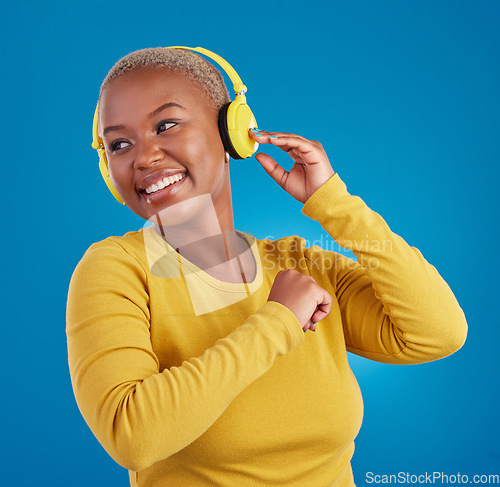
left=151, top=194, right=254, bottom=281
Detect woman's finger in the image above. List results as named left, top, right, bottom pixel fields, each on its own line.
left=268, top=136, right=321, bottom=162
left=251, top=129, right=308, bottom=141
left=250, top=129, right=309, bottom=146
left=250, top=130, right=323, bottom=164
left=254, top=152, right=289, bottom=188
left=303, top=319, right=317, bottom=332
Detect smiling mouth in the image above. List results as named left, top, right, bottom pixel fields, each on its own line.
left=140, top=172, right=188, bottom=204
left=143, top=173, right=187, bottom=195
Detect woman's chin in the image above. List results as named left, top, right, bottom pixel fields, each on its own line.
left=144, top=193, right=216, bottom=228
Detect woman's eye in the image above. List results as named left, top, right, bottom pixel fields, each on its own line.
left=157, top=121, right=177, bottom=134
left=110, top=140, right=131, bottom=152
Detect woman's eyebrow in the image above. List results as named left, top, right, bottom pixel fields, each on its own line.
left=102, top=102, right=185, bottom=137
left=103, top=124, right=125, bottom=137
left=148, top=102, right=185, bottom=119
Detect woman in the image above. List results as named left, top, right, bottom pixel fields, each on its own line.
left=66, top=47, right=468, bottom=486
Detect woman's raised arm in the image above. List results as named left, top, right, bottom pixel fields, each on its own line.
left=250, top=128, right=467, bottom=364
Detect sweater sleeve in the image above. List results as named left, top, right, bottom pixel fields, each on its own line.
left=66, top=240, right=304, bottom=472
left=301, top=173, right=467, bottom=364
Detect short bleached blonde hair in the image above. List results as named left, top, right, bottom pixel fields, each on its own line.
left=98, top=47, right=231, bottom=112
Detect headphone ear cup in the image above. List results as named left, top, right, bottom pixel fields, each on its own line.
left=218, top=99, right=258, bottom=159
left=98, top=150, right=126, bottom=205
left=218, top=102, right=241, bottom=160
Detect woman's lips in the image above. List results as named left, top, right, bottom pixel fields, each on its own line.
left=142, top=173, right=188, bottom=204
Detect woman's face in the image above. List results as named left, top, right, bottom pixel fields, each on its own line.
left=99, top=67, right=231, bottom=223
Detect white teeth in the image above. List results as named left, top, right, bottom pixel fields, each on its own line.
left=144, top=173, right=186, bottom=195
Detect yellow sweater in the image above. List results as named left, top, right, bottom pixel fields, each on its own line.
left=66, top=173, right=467, bottom=486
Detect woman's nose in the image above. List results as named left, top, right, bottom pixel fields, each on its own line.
left=134, top=140, right=164, bottom=169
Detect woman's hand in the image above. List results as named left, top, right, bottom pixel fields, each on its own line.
left=249, top=128, right=336, bottom=204
left=267, top=269, right=333, bottom=332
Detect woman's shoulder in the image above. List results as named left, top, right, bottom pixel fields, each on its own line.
left=75, top=229, right=149, bottom=274
left=85, top=228, right=146, bottom=252
left=67, top=230, right=151, bottom=320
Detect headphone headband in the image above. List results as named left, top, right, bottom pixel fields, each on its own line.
left=167, top=46, right=247, bottom=95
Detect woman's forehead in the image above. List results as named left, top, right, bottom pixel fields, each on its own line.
left=100, top=68, right=213, bottom=116
left=102, top=67, right=203, bottom=99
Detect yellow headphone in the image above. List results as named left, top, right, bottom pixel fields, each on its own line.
left=91, top=46, right=258, bottom=205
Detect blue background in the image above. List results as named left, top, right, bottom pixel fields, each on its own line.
left=1, top=0, right=498, bottom=484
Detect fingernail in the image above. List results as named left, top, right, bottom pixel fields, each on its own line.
left=303, top=329, right=307, bottom=333
left=312, top=326, right=316, bottom=332
left=270, top=136, right=278, bottom=139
